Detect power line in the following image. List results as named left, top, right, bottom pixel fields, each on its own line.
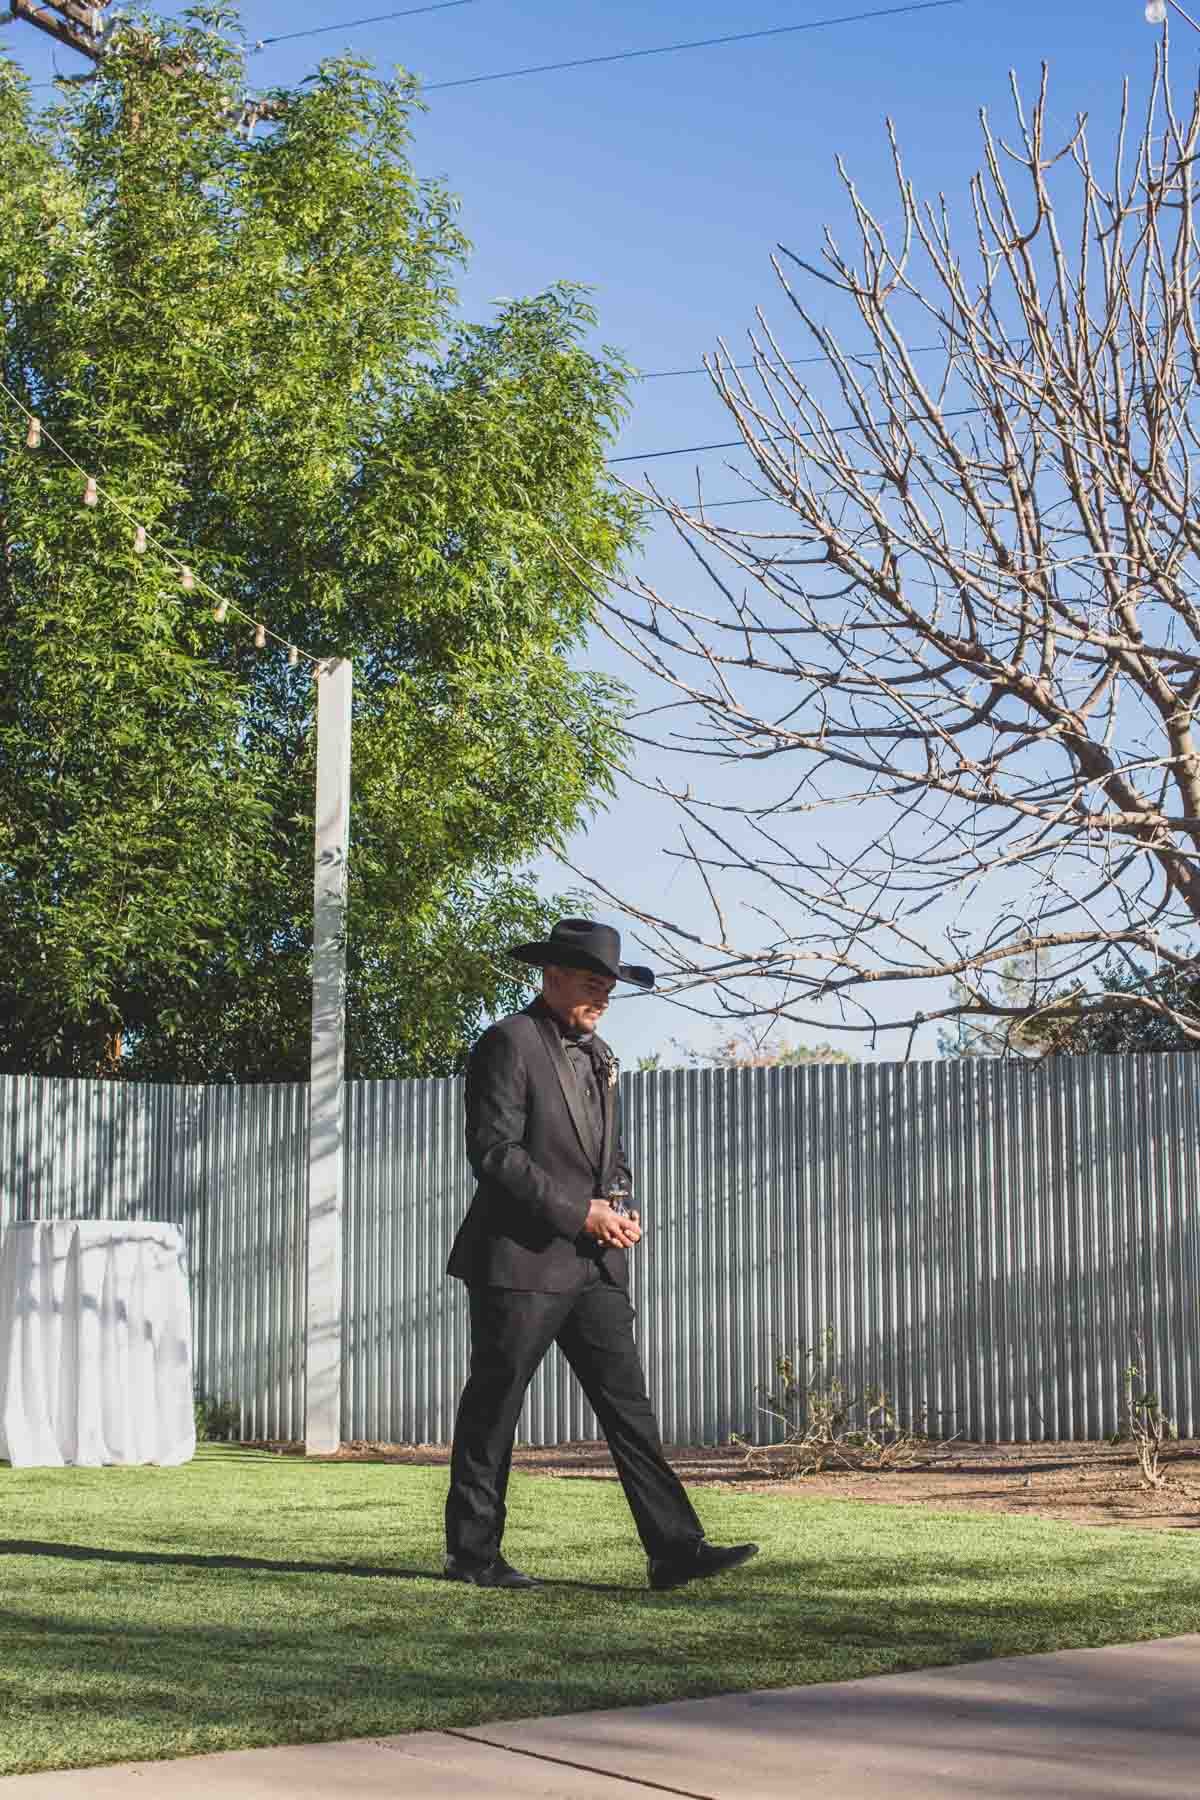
left=636, top=342, right=947, bottom=381
left=611, top=434, right=758, bottom=465
left=249, top=0, right=477, bottom=53
left=14, top=0, right=480, bottom=84
left=17, top=0, right=966, bottom=96
left=651, top=492, right=792, bottom=513
left=608, top=404, right=985, bottom=465
left=423, top=0, right=967, bottom=92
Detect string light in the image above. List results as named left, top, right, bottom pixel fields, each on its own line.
left=0, top=372, right=324, bottom=676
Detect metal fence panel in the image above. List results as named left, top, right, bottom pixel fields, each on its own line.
left=197, top=1084, right=308, bottom=1444
left=338, top=1054, right=1200, bottom=1446
left=343, top=1077, right=467, bottom=1446
left=0, top=1073, right=205, bottom=1231
left=2, top=1054, right=1198, bottom=1447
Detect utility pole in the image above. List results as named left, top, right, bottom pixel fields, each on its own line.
left=7, top=0, right=114, bottom=62
left=305, top=658, right=353, bottom=1456
left=5, top=0, right=283, bottom=126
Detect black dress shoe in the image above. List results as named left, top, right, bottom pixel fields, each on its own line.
left=444, top=1554, right=541, bottom=1589
left=647, top=1540, right=760, bottom=1591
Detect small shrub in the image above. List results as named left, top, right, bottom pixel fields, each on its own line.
left=194, top=1393, right=241, bottom=1443
left=733, top=1326, right=930, bottom=1477
left=1121, top=1351, right=1176, bottom=1488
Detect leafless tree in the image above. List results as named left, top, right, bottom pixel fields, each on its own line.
left=566, top=40, right=1200, bottom=1053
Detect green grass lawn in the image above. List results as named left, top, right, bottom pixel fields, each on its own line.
left=1, top=1446, right=1198, bottom=1776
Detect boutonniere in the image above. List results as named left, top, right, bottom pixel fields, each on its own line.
left=604, top=1053, right=620, bottom=1090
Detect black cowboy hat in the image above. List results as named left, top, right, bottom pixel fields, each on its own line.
left=508, top=918, right=656, bottom=992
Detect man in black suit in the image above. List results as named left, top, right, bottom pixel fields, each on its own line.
left=444, top=918, right=759, bottom=1591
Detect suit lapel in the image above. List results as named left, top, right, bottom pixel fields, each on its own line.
left=526, top=1006, right=600, bottom=1176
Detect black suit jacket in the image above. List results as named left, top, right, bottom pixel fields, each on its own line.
left=447, top=1000, right=633, bottom=1292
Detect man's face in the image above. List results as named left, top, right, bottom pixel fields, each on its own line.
left=544, top=964, right=616, bottom=1035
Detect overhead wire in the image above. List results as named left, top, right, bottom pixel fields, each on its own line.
left=12, top=0, right=481, bottom=84
left=636, top=342, right=948, bottom=381
left=249, top=0, right=477, bottom=53
left=606, top=404, right=986, bottom=465
left=423, top=0, right=967, bottom=92
left=650, top=492, right=792, bottom=513
left=15, top=0, right=968, bottom=93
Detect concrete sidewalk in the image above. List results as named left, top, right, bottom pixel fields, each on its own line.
left=3, top=1634, right=1198, bottom=1798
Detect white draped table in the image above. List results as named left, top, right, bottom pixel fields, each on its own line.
left=0, top=1220, right=196, bottom=1468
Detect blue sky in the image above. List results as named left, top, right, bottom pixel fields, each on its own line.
left=4, top=0, right=1183, bottom=1063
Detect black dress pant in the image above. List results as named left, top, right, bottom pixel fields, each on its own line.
left=445, top=1267, right=704, bottom=1567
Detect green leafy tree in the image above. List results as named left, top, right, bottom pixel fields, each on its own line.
left=0, top=10, right=637, bottom=1079
left=937, top=953, right=1200, bottom=1058
left=1025, top=959, right=1200, bottom=1057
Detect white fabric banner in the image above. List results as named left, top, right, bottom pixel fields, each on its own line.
left=0, top=1220, right=196, bottom=1468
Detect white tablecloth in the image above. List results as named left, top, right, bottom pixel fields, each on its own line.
left=0, top=1220, right=196, bottom=1468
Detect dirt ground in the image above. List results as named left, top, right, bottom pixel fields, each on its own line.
left=243, top=1436, right=1200, bottom=1532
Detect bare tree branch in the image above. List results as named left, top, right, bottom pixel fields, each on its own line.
left=567, top=45, right=1200, bottom=1051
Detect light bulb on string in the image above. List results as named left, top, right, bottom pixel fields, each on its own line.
left=0, top=382, right=321, bottom=675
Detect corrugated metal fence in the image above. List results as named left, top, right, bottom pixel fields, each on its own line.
left=2, top=1056, right=1198, bottom=1446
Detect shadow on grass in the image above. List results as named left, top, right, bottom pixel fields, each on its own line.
left=0, top=1539, right=641, bottom=1594
left=4, top=1537, right=1200, bottom=1784
left=0, top=1539, right=434, bottom=1581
